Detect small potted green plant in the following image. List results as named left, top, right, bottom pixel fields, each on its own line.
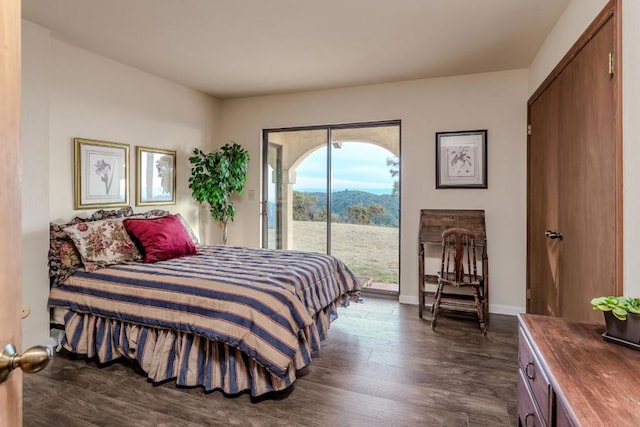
left=591, top=296, right=640, bottom=346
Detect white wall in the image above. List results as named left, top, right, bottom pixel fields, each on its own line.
left=529, top=0, right=640, bottom=297
left=47, top=38, right=222, bottom=231
left=21, top=21, right=51, bottom=348
left=528, top=0, right=608, bottom=95
left=22, top=21, right=222, bottom=347
left=221, top=70, right=529, bottom=314
left=623, top=0, right=640, bottom=297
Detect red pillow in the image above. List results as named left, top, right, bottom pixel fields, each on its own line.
left=123, top=214, right=198, bottom=263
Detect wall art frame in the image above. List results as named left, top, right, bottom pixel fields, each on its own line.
left=136, top=146, right=177, bottom=206
left=74, top=138, right=130, bottom=209
left=435, top=129, right=487, bottom=189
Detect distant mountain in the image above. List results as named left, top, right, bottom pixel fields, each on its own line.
left=306, top=189, right=399, bottom=227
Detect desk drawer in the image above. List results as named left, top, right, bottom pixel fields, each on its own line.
left=518, top=327, right=551, bottom=424
left=518, top=369, right=545, bottom=427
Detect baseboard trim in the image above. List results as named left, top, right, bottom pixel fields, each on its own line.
left=490, top=304, right=525, bottom=316
left=399, top=295, right=419, bottom=305
left=398, top=295, right=523, bottom=316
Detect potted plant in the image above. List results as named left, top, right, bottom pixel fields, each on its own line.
left=188, top=142, right=250, bottom=244
left=591, top=296, right=640, bottom=345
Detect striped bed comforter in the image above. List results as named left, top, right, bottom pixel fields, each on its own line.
left=48, top=245, right=360, bottom=395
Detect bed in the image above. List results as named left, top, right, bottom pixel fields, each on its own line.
left=48, top=208, right=360, bottom=396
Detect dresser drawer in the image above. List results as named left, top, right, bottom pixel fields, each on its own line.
left=518, top=327, right=551, bottom=424
left=518, top=369, right=545, bottom=427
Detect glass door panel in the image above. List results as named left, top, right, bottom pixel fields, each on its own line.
left=330, top=126, right=400, bottom=291
left=262, top=128, right=328, bottom=252
left=265, top=143, right=282, bottom=249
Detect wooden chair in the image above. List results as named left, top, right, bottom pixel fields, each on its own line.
left=431, top=228, right=487, bottom=335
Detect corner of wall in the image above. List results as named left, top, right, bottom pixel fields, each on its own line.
left=528, top=0, right=609, bottom=96
left=21, top=19, right=52, bottom=348
left=622, top=0, right=640, bottom=297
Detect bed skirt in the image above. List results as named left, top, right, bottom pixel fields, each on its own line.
left=58, top=300, right=342, bottom=397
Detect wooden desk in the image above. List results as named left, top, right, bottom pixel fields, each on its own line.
left=518, top=314, right=640, bottom=426
left=418, top=209, right=488, bottom=320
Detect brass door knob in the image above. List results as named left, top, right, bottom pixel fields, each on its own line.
left=0, top=343, right=52, bottom=383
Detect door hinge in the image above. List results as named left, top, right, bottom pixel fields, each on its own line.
left=526, top=288, right=531, bottom=299
left=527, top=124, right=532, bottom=136
left=608, top=52, right=614, bottom=76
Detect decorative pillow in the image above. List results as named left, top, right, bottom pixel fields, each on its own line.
left=49, top=207, right=137, bottom=282
left=64, top=218, right=142, bottom=271
left=90, top=206, right=135, bottom=221
left=176, top=213, right=200, bottom=246
left=137, top=209, right=169, bottom=219
left=124, top=214, right=199, bottom=263
left=49, top=217, right=90, bottom=282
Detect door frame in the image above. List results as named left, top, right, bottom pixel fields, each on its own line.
left=261, top=142, right=284, bottom=248
left=526, top=0, right=623, bottom=312
left=0, top=0, right=23, bottom=424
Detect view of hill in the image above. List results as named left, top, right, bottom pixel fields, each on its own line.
left=292, top=220, right=398, bottom=283
left=297, top=189, right=399, bottom=227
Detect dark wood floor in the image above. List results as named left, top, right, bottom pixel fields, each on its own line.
left=23, top=296, right=518, bottom=426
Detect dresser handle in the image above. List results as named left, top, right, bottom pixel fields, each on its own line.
left=525, top=412, right=535, bottom=427
left=525, top=361, right=535, bottom=379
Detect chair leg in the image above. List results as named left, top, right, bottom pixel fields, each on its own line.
left=431, top=282, right=444, bottom=330
left=473, top=287, right=487, bottom=336
left=430, top=282, right=442, bottom=314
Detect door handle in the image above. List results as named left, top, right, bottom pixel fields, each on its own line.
left=545, top=230, right=563, bottom=240
left=0, top=343, right=52, bottom=383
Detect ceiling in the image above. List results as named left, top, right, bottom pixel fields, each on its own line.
left=22, top=0, right=570, bottom=99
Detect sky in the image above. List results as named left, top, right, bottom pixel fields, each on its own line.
left=294, top=142, right=397, bottom=194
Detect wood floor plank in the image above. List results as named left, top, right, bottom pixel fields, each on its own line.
left=24, top=296, right=518, bottom=426
left=303, top=362, right=511, bottom=421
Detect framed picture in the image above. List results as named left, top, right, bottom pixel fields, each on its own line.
left=435, top=130, right=487, bottom=189
left=74, top=138, right=129, bottom=209
left=136, top=146, right=176, bottom=206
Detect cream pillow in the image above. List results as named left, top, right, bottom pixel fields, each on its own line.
left=64, top=218, right=141, bottom=271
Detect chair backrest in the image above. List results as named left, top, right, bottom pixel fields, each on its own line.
left=440, top=228, right=480, bottom=284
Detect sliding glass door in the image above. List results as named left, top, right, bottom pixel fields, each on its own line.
left=262, top=121, right=400, bottom=293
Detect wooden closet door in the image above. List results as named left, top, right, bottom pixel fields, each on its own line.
left=557, top=17, right=616, bottom=322
left=528, top=82, right=560, bottom=317
left=527, top=7, right=619, bottom=322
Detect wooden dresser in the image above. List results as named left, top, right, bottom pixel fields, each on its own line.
left=518, top=314, right=640, bottom=426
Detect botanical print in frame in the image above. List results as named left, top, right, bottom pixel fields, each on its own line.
left=74, top=138, right=129, bottom=209
left=136, top=146, right=176, bottom=206
left=436, top=130, right=487, bottom=189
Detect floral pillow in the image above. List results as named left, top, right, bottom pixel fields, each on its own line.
left=64, top=218, right=142, bottom=272
left=49, top=217, right=89, bottom=283
left=138, top=209, right=169, bottom=218
left=90, top=206, right=134, bottom=221
left=49, top=207, right=137, bottom=283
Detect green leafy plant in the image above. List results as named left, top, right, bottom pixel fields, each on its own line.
left=188, top=142, right=250, bottom=244
left=591, top=296, right=640, bottom=321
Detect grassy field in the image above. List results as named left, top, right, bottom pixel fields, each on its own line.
left=291, top=220, right=399, bottom=283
